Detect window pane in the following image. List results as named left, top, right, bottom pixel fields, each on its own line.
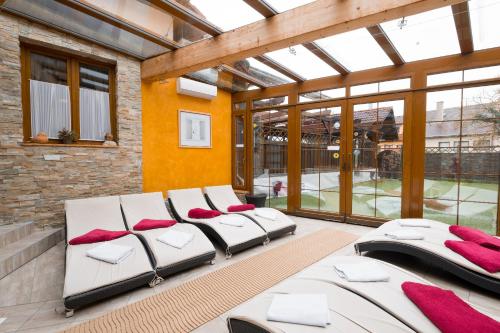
left=253, top=109, right=288, bottom=208
left=315, top=28, right=392, bottom=71
left=462, top=84, right=500, bottom=119
left=241, top=58, right=293, bottom=86
left=265, top=44, right=339, bottom=80
left=253, top=96, right=288, bottom=109
left=265, top=0, right=315, bottom=12
left=427, top=71, right=463, bottom=86
left=464, top=65, right=500, bottom=82
left=233, top=102, right=246, bottom=112
left=188, top=0, right=263, bottom=31
left=381, top=6, right=460, bottom=62
left=79, top=64, right=111, bottom=141
left=379, top=78, right=411, bottom=92
left=350, top=82, right=378, bottom=96
left=299, top=87, right=345, bottom=102
left=234, top=115, right=245, bottom=187
left=469, top=0, right=500, bottom=50
left=30, top=53, right=67, bottom=84
left=426, top=89, right=462, bottom=121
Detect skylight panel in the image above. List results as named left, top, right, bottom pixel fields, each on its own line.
left=265, top=45, right=339, bottom=80
left=189, top=0, right=263, bottom=31
left=469, top=0, right=500, bottom=50
left=265, top=0, right=316, bottom=13
left=315, top=28, right=392, bottom=71
left=381, top=6, right=460, bottom=62
left=247, top=58, right=294, bottom=84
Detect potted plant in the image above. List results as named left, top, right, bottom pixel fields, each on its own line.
left=58, top=128, right=76, bottom=144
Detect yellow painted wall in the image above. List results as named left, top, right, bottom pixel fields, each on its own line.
left=142, top=79, right=232, bottom=194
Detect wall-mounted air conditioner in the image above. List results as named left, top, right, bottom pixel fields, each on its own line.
left=176, top=77, right=217, bottom=100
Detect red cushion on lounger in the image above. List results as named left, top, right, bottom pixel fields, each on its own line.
left=133, top=219, right=177, bottom=231
left=188, top=208, right=221, bottom=219
left=227, top=204, right=255, bottom=212
left=449, top=225, right=500, bottom=251
left=69, top=229, right=131, bottom=245
left=402, top=281, right=500, bottom=333
left=445, top=240, right=500, bottom=273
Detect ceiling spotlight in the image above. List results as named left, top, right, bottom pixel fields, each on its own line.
left=288, top=46, right=297, bottom=56
left=397, top=17, right=408, bottom=30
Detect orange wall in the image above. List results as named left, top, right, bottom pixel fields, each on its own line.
left=142, top=79, right=232, bottom=194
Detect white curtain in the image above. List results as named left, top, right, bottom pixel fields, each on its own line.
left=30, top=79, right=71, bottom=139
left=79, top=87, right=111, bottom=141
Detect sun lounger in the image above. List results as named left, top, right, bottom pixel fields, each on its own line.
left=119, top=192, right=216, bottom=278
left=167, top=188, right=268, bottom=258
left=354, top=219, right=500, bottom=295
left=63, top=196, right=156, bottom=315
left=204, top=185, right=296, bottom=240
left=227, top=256, right=500, bottom=332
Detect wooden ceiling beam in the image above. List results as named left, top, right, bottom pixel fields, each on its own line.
left=142, top=0, right=463, bottom=80
left=254, top=55, right=305, bottom=82
left=219, top=64, right=268, bottom=89
left=452, top=1, right=474, bottom=54
left=302, top=42, right=349, bottom=75
left=53, top=0, right=180, bottom=50
left=366, top=25, right=405, bottom=65
left=149, top=0, right=223, bottom=36
left=242, top=0, right=278, bottom=18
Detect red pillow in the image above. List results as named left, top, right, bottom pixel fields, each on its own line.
left=227, top=204, right=256, bottom=212
left=133, top=219, right=177, bottom=231
left=402, top=281, right=500, bottom=333
left=188, top=208, right=221, bottom=219
left=69, top=229, right=131, bottom=245
left=449, top=225, right=500, bottom=250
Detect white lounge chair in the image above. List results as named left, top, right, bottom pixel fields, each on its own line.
left=119, top=192, right=216, bottom=278
left=354, top=219, right=500, bottom=295
left=63, top=196, right=156, bottom=316
left=204, top=185, right=296, bottom=240
left=168, top=188, right=268, bottom=258
left=227, top=256, right=500, bottom=333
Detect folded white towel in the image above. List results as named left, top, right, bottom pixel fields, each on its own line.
left=157, top=230, right=194, bottom=249
left=334, top=262, right=390, bottom=282
left=255, top=208, right=277, bottom=220
left=86, top=242, right=134, bottom=264
left=267, top=294, right=331, bottom=327
left=219, top=214, right=245, bottom=227
left=397, top=219, right=431, bottom=228
left=385, top=230, right=424, bottom=240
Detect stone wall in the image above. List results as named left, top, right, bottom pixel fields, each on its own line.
left=0, top=12, right=143, bottom=227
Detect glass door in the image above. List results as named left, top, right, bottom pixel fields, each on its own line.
left=298, top=102, right=346, bottom=218
left=346, top=95, right=408, bottom=222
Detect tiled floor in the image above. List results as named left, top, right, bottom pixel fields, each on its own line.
left=0, top=217, right=498, bottom=333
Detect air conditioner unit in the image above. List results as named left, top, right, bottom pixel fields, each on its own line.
left=176, top=77, right=217, bottom=100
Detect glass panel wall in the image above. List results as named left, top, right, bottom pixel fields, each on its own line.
left=234, top=114, right=245, bottom=188
left=424, top=85, right=499, bottom=234
left=300, top=107, right=342, bottom=212
left=253, top=109, right=288, bottom=209
left=351, top=100, right=405, bottom=219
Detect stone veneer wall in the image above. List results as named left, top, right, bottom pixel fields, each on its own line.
left=0, top=13, right=143, bottom=227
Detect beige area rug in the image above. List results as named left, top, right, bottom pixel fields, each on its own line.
left=64, top=229, right=358, bottom=333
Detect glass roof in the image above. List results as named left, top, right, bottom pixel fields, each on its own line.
left=265, top=0, right=316, bottom=13
left=469, top=0, right=500, bottom=50
left=2, top=0, right=171, bottom=58
left=244, top=58, right=294, bottom=84
left=186, top=0, right=264, bottom=32
left=315, top=28, right=392, bottom=71
left=265, top=44, right=339, bottom=80
left=381, top=6, right=460, bottom=62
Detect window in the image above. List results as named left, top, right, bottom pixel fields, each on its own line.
left=453, top=141, right=469, bottom=147
left=299, top=87, right=346, bottom=102
left=350, top=78, right=411, bottom=96
left=22, top=44, right=116, bottom=144
left=439, top=142, right=450, bottom=148
left=253, top=96, right=288, bottom=109
left=427, top=65, right=500, bottom=87
left=233, top=114, right=246, bottom=188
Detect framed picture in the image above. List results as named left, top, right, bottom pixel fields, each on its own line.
left=178, top=110, right=212, bottom=148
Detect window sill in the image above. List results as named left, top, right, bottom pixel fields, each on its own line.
left=21, top=142, right=119, bottom=149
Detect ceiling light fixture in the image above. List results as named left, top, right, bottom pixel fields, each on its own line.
left=397, top=17, right=408, bottom=30
left=288, top=46, right=297, bottom=56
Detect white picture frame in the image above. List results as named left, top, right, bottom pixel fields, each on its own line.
left=179, top=110, right=212, bottom=148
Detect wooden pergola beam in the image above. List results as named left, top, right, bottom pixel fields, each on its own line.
left=142, top=0, right=463, bottom=80
left=452, top=1, right=474, bottom=54
left=242, top=0, right=277, bottom=18
left=366, top=25, right=405, bottom=65
left=149, top=0, right=223, bottom=36
left=220, top=64, right=268, bottom=89
left=254, top=55, right=305, bottom=82
left=53, top=0, right=180, bottom=50
left=302, top=42, right=350, bottom=75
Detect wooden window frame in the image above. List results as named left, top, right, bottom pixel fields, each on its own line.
left=21, top=42, right=117, bottom=145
